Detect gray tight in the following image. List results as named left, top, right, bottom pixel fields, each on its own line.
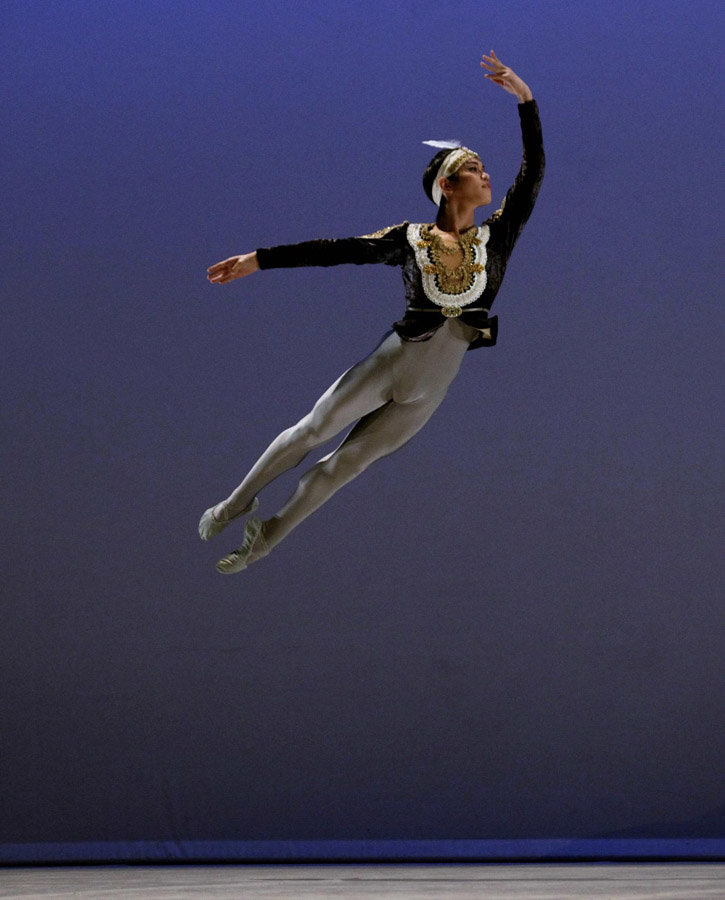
left=220, top=317, right=479, bottom=551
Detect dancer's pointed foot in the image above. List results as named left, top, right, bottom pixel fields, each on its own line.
left=198, top=495, right=259, bottom=541
left=216, top=517, right=270, bottom=574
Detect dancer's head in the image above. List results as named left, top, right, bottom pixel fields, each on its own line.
left=422, top=147, right=491, bottom=210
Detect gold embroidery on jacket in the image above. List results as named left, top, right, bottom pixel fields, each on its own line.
left=424, top=225, right=482, bottom=296
left=486, top=195, right=506, bottom=223
left=358, top=223, right=404, bottom=239
left=406, top=222, right=490, bottom=307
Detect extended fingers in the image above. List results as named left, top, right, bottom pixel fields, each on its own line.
left=207, top=257, right=235, bottom=273
left=208, top=272, right=228, bottom=283
left=481, top=49, right=505, bottom=71
left=208, top=261, right=236, bottom=284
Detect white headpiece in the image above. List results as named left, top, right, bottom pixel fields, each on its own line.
left=422, top=140, right=480, bottom=206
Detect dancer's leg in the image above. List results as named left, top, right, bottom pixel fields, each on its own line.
left=217, top=335, right=397, bottom=518
left=260, top=393, right=445, bottom=551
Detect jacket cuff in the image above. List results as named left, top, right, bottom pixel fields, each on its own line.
left=255, top=247, right=273, bottom=270
left=518, top=97, right=538, bottom=114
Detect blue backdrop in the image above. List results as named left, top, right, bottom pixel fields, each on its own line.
left=2, top=0, right=724, bottom=862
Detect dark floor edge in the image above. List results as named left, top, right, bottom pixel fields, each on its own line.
left=2, top=839, right=725, bottom=865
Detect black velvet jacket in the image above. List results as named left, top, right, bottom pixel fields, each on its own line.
left=255, top=99, right=545, bottom=352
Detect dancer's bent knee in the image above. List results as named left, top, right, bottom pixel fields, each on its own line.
left=317, top=446, right=381, bottom=486
left=282, top=411, right=343, bottom=457
left=292, top=397, right=371, bottom=450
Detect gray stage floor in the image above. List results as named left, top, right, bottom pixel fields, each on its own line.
left=1, top=863, right=725, bottom=899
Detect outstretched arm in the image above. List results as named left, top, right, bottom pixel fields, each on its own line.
left=207, top=252, right=259, bottom=285
left=207, top=224, right=407, bottom=285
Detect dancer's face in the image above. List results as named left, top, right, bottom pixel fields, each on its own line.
left=442, top=157, right=492, bottom=207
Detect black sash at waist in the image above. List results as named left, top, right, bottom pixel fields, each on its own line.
left=406, top=306, right=490, bottom=313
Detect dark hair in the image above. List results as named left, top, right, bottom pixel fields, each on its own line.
left=422, top=148, right=463, bottom=205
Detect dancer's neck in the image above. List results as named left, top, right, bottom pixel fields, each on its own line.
left=434, top=202, right=476, bottom=239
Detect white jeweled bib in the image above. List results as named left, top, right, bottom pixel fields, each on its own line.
left=406, top=222, right=489, bottom=315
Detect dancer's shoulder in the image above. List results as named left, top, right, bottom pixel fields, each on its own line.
left=357, top=221, right=409, bottom=239
left=482, top=201, right=506, bottom=226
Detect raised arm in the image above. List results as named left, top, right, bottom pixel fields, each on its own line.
left=480, top=51, right=545, bottom=251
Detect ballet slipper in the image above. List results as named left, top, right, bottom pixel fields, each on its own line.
left=216, top=517, right=270, bottom=574
left=198, top=495, right=259, bottom=541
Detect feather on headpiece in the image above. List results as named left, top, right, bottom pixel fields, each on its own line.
left=422, top=139, right=462, bottom=149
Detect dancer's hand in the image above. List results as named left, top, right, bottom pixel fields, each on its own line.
left=480, top=50, right=533, bottom=102
left=207, top=251, right=259, bottom=284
